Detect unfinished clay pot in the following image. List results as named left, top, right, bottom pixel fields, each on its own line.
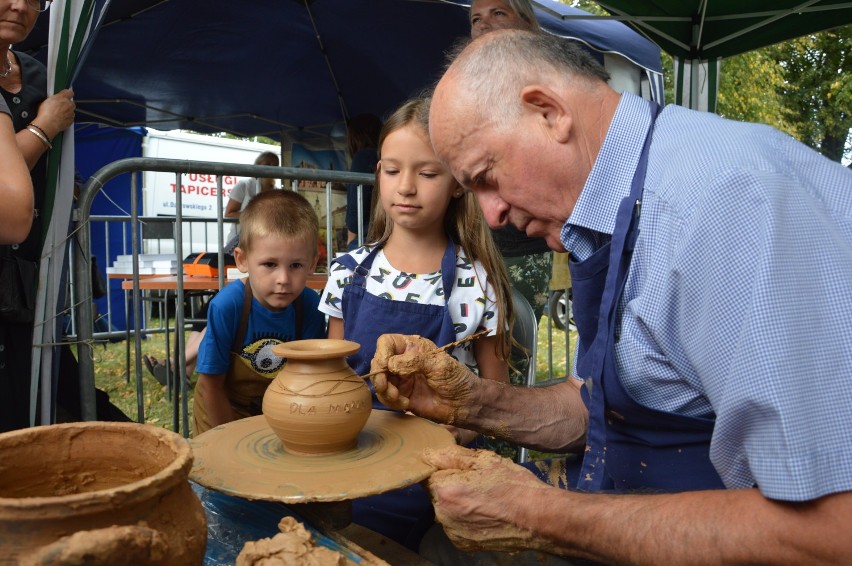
left=0, top=421, right=206, bottom=565
left=264, top=339, right=371, bottom=455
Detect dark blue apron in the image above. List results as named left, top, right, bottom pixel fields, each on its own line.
left=337, top=241, right=457, bottom=391
left=572, top=102, right=725, bottom=492
left=337, top=240, right=459, bottom=551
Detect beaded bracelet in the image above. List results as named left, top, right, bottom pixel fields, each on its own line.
left=26, top=124, right=52, bottom=150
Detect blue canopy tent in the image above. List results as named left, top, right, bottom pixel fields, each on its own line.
left=17, top=0, right=662, bottom=422
left=19, top=0, right=663, bottom=150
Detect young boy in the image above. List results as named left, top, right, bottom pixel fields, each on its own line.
left=193, top=190, right=327, bottom=436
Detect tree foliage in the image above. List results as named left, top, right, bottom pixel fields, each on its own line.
left=716, top=50, right=790, bottom=134
left=766, top=26, right=851, bottom=162
left=567, top=1, right=850, bottom=162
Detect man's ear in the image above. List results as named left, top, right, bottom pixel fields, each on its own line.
left=234, top=246, right=249, bottom=273
left=519, top=85, right=572, bottom=144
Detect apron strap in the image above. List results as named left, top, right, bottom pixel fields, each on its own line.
left=295, top=292, right=303, bottom=341
left=578, top=101, right=660, bottom=491
left=440, top=239, right=456, bottom=300
left=230, top=279, right=304, bottom=349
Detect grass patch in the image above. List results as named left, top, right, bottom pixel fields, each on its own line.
left=92, top=329, right=193, bottom=427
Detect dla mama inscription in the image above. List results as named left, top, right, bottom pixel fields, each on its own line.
left=264, top=339, right=371, bottom=455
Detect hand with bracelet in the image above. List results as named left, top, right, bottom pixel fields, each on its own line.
left=20, top=87, right=74, bottom=169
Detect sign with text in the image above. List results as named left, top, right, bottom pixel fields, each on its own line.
left=144, top=131, right=279, bottom=218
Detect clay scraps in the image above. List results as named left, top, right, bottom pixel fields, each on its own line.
left=236, top=516, right=385, bottom=566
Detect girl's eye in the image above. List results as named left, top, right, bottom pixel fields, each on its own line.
left=420, top=171, right=438, bottom=179
left=383, top=168, right=399, bottom=176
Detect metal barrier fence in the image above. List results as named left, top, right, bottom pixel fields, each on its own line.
left=71, top=157, right=571, bottom=435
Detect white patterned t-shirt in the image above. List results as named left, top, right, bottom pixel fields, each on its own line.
left=319, top=245, right=499, bottom=374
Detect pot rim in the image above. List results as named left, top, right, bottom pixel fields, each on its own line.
left=272, top=338, right=360, bottom=360
left=0, top=421, right=193, bottom=517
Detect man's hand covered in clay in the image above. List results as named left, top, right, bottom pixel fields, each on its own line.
left=424, top=445, right=554, bottom=553
left=369, top=334, right=477, bottom=425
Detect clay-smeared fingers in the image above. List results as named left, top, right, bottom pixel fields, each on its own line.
left=372, top=333, right=412, bottom=368
left=369, top=334, right=416, bottom=410
left=370, top=373, right=410, bottom=411
left=423, top=445, right=507, bottom=471
left=422, top=446, right=551, bottom=553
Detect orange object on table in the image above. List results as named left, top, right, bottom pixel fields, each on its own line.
left=183, top=252, right=236, bottom=278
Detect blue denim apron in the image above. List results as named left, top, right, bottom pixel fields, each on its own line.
left=337, top=241, right=458, bottom=395
left=336, top=241, right=458, bottom=551
left=572, top=102, right=725, bottom=492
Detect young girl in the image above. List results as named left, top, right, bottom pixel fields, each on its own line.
left=318, top=98, right=515, bottom=550
left=320, top=98, right=514, bottom=433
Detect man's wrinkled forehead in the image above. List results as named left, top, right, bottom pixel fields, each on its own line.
left=429, top=70, right=468, bottom=158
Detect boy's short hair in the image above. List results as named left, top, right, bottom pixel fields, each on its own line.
left=238, top=190, right=319, bottom=255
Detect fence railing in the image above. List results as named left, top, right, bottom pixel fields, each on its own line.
left=73, top=158, right=373, bottom=429
left=71, top=157, right=571, bottom=435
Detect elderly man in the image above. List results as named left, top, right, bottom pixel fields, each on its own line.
left=371, top=30, right=852, bottom=564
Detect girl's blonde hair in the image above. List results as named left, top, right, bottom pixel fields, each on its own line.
left=367, top=98, right=515, bottom=363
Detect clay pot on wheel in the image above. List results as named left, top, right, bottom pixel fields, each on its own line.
left=0, top=421, right=206, bottom=565
left=264, top=339, right=371, bottom=455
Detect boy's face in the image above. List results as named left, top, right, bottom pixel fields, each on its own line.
left=234, top=234, right=318, bottom=312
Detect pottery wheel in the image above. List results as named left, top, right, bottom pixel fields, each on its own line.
left=189, top=411, right=455, bottom=503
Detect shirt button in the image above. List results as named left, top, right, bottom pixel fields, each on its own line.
left=0, top=345, right=4, bottom=352
left=12, top=96, right=20, bottom=104
left=21, top=111, right=29, bottom=119
left=11, top=244, right=19, bottom=250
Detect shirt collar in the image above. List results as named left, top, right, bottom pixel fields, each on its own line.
left=560, top=93, right=653, bottom=252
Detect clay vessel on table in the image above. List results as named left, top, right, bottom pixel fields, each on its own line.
left=264, top=338, right=372, bottom=455
left=0, top=421, right=206, bottom=565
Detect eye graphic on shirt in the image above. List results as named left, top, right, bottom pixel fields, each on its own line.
left=239, top=338, right=286, bottom=379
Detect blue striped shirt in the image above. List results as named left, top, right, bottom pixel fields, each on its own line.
left=561, top=93, right=852, bottom=501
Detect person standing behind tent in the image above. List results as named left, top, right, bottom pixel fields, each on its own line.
left=468, top=0, right=553, bottom=328
left=224, top=150, right=279, bottom=251
left=0, top=0, right=76, bottom=433
left=467, top=0, right=554, bottom=399
left=344, top=113, right=382, bottom=250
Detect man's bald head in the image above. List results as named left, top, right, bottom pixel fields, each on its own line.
left=431, top=29, right=611, bottom=139
left=429, top=31, right=616, bottom=250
